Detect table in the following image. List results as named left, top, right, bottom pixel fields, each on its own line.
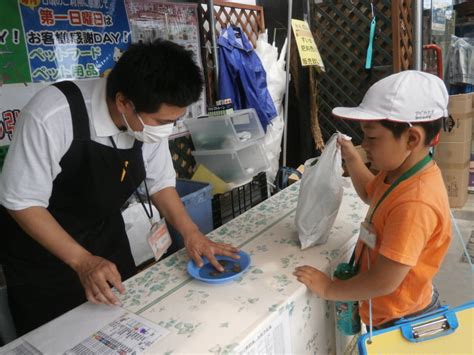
left=1, top=180, right=368, bottom=354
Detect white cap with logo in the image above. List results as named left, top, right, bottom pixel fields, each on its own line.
left=332, top=70, right=449, bottom=123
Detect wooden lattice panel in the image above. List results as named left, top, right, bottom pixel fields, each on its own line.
left=198, top=1, right=265, bottom=104
left=392, top=0, right=413, bottom=72
left=214, top=4, right=265, bottom=47
left=312, top=0, right=393, bottom=145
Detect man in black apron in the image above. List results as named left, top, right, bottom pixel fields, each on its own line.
left=0, top=40, right=239, bottom=336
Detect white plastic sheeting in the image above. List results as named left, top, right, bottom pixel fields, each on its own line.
left=255, top=31, right=288, bottom=184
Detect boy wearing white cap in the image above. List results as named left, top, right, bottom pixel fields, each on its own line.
left=294, top=70, right=452, bottom=329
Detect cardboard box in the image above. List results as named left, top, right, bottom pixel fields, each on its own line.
left=440, top=112, right=472, bottom=143
left=449, top=94, right=472, bottom=115
left=470, top=155, right=474, bottom=191
left=442, top=94, right=473, bottom=143
left=288, top=164, right=305, bottom=185
left=434, top=141, right=471, bottom=165
left=438, top=162, right=470, bottom=208
left=472, top=92, right=474, bottom=141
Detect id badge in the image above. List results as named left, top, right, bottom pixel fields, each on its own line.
left=359, top=221, right=376, bottom=249
left=147, top=218, right=172, bottom=261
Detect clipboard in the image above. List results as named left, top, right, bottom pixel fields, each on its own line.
left=358, top=301, right=474, bottom=354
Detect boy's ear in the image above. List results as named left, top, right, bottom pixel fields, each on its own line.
left=406, top=126, right=424, bottom=149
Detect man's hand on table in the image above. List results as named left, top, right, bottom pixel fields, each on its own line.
left=73, top=253, right=125, bottom=306
left=294, top=265, right=332, bottom=298
left=184, top=230, right=240, bottom=272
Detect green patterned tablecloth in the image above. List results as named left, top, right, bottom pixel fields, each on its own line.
left=117, top=180, right=368, bottom=354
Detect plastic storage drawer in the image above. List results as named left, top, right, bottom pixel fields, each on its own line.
left=185, top=109, right=264, bottom=150
left=192, top=142, right=270, bottom=183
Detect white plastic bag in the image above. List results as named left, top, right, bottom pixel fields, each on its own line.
left=295, top=133, right=347, bottom=249
left=122, top=202, right=160, bottom=266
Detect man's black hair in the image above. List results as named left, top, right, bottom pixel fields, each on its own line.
left=106, top=39, right=204, bottom=113
left=380, top=118, right=443, bottom=146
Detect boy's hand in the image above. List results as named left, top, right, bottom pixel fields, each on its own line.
left=337, top=136, right=373, bottom=203
left=337, top=136, right=359, bottom=163
left=294, top=265, right=332, bottom=298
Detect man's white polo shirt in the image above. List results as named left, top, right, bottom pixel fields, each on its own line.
left=0, top=78, right=176, bottom=210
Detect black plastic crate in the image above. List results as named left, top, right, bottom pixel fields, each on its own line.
left=212, top=172, right=268, bottom=229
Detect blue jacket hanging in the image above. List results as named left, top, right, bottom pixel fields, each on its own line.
left=217, top=26, right=277, bottom=132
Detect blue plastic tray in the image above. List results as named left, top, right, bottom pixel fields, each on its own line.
left=187, top=250, right=251, bottom=284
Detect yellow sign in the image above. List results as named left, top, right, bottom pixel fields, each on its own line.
left=291, top=19, right=325, bottom=70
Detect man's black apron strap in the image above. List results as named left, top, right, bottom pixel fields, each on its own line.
left=53, top=81, right=90, bottom=140
left=4, top=80, right=141, bottom=336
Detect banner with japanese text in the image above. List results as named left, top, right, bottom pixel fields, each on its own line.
left=19, top=0, right=131, bottom=82
left=0, top=1, right=205, bottom=148
left=0, top=1, right=31, bottom=84
left=0, top=83, right=48, bottom=149
left=0, top=0, right=131, bottom=148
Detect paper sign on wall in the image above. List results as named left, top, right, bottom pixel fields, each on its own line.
left=291, top=19, right=325, bottom=70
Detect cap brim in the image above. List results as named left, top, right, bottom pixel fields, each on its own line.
left=332, top=106, right=386, bottom=121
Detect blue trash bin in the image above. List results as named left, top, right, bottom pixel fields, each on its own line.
left=165, top=179, right=213, bottom=256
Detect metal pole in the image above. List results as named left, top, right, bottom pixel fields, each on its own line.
left=413, top=0, right=423, bottom=70
left=208, top=0, right=219, bottom=97
left=283, top=0, right=293, bottom=167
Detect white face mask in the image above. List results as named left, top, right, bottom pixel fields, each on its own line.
left=121, top=112, right=174, bottom=143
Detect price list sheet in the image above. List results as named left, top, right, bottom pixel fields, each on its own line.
left=65, top=313, right=168, bottom=354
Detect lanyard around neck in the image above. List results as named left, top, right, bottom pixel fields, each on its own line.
left=364, top=154, right=432, bottom=340
left=368, top=154, right=432, bottom=224
left=350, top=154, right=432, bottom=269
left=109, top=136, right=154, bottom=222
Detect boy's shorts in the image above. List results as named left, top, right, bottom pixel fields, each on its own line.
left=368, top=287, right=441, bottom=331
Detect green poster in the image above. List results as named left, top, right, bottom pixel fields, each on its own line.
left=0, top=1, right=31, bottom=84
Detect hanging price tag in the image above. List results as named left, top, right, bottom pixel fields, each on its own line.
left=147, top=218, right=172, bottom=261
left=359, top=221, right=377, bottom=249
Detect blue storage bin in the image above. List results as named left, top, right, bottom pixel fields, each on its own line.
left=165, top=179, right=213, bottom=256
